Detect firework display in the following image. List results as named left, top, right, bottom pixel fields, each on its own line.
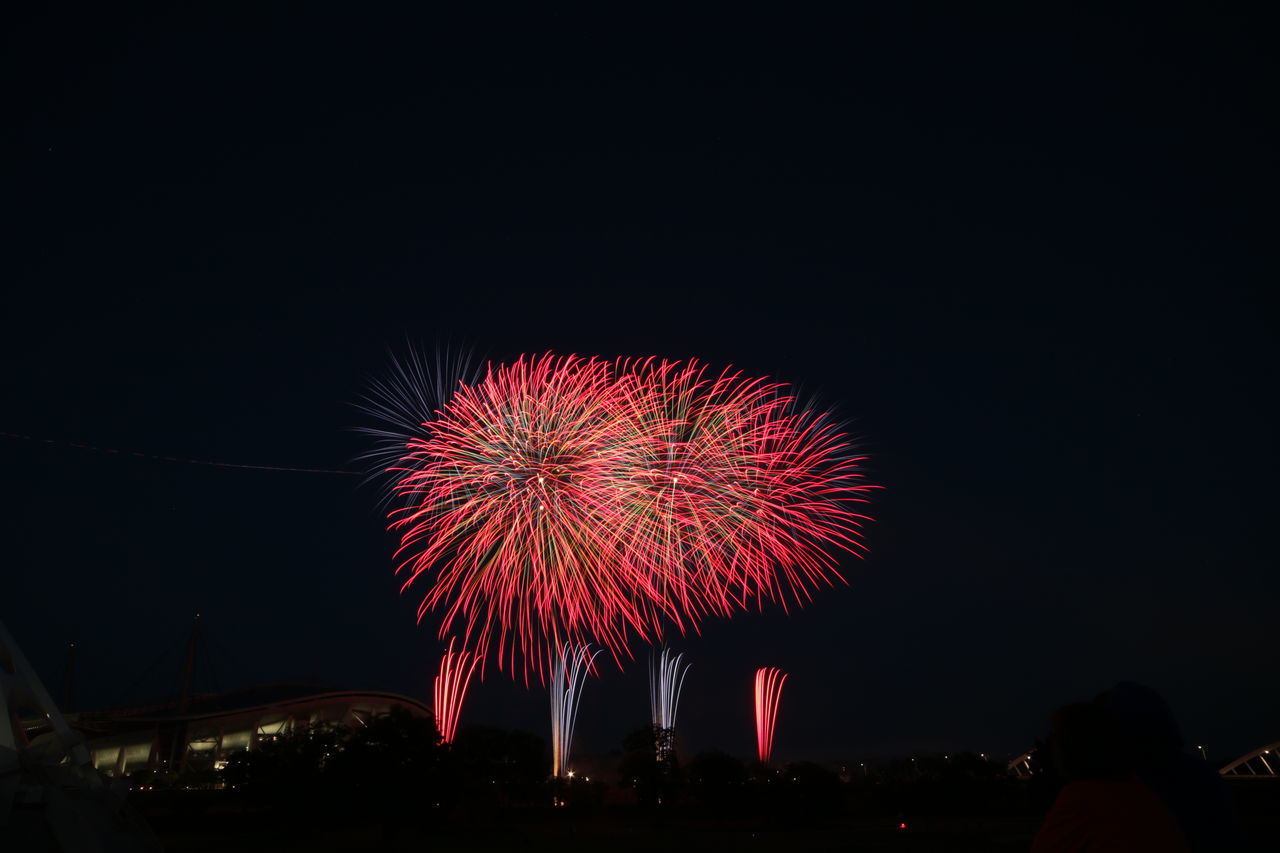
left=374, top=352, right=875, bottom=678
left=754, top=667, right=787, bottom=763
left=433, top=637, right=479, bottom=744
left=550, top=644, right=599, bottom=779
left=649, top=648, right=690, bottom=762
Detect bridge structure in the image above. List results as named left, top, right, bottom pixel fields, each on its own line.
left=1218, top=742, right=1279, bottom=778
left=1, top=618, right=159, bottom=851
left=1007, top=743, right=1280, bottom=779
left=1007, top=751, right=1035, bottom=778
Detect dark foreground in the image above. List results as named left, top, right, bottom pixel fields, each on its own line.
left=150, top=812, right=1040, bottom=852
left=142, top=796, right=1279, bottom=852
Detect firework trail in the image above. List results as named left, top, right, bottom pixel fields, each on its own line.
left=754, top=666, right=787, bottom=763
left=433, top=637, right=479, bottom=743
left=550, top=643, right=599, bottom=779
left=649, top=647, right=689, bottom=762
left=357, top=345, right=478, bottom=508
left=371, top=352, right=876, bottom=679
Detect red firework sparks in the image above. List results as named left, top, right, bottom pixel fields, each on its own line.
left=754, top=666, right=787, bottom=763
left=433, top=637, right=479, bottom=744
left=381, top=353, right=875, bottom=679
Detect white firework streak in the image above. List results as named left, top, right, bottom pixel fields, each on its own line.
left=550, top=643, right=600, bottom=778
left=648, top=647, right=690, bottom=760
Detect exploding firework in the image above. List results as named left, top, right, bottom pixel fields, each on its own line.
left=550, top=643, right=599, bottom=779
left=754, top=666, right=787, bottom=763
left=649, top=647, right=690, bottom=762
left=389, top=354, right=652, bottom=676
left=614, top=358, right=872, bottom=622
left=371, top=352, right=876, bottom=678
left=433, top=637, right=479, bottom=744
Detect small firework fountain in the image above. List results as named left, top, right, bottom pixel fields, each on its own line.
left=754, top=667, right=788, bottom=764
left=649, top=648, right=690, bottom=764
left=550, top=644, right=599, bottom=779
left=433, top=637, right=479, bottom=744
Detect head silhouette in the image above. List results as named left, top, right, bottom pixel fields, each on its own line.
left=1095, top=681, right=1184, bottom=766
left=1049, top=702, right=1127, bottom=782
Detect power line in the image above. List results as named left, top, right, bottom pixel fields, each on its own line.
left=2, top=431, right=361, bottom=476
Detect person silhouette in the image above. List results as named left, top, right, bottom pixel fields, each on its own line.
left=1094, top=682, right=1244, bottom=851
left=1032, top=702, right=1189, bottom=852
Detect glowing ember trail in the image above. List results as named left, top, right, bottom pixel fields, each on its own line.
left=754, top=666, right=787, bottom=763
left=432, top=637, right=479, bottom=744
left=550, top=643, right=599, bottom=779
left=370, top=352, right=877, bottom=679
left=649, top=648, right=690, bottom=763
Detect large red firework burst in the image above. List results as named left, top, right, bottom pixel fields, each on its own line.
left=381, top=353, right=874, bottom=679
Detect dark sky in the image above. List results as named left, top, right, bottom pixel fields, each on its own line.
left=3, top=5, right=1275, bottom=765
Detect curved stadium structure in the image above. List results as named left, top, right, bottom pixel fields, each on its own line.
left=27, top=685, right=432, bottom=781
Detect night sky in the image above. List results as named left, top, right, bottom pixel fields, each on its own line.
left=3, top=6, right=1275, bottom=766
